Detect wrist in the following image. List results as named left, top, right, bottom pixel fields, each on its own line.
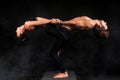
left=23, top=24, right=28, bottom=31
left=23, top=25, right=26, bottom=30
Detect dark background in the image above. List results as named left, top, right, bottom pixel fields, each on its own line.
left=0, top=0, right=120, bottom=80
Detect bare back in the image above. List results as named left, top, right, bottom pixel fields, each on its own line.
left=61, top=16, right=96, bottom=30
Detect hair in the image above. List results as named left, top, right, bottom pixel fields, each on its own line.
left=98, top=29, right=109, bottom=39
left=94, top=25, right=110, bottom=39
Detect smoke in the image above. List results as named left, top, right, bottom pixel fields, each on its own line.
left=0, top=1, right=120, bottom=80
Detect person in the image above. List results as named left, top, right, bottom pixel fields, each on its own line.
left=16, top=16, right=109, bottom=78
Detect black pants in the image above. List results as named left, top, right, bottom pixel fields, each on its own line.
left=45, top=24, right=71, bottom=73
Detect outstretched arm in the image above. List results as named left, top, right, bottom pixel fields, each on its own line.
left=16, top=17, right=51, bottom=39
left=23, top=17, right=51, bottom=30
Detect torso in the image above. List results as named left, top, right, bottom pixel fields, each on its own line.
left=69, top=16, right=96, bottom=30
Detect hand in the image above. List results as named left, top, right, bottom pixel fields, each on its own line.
left=16, top=25, right=26, bottom=38
left=50, top=18, right=62, bottom=24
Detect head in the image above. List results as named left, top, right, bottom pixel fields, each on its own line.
left=19, top=30, right=28, bottom=41
left=95, top=20, right=110, bottom=39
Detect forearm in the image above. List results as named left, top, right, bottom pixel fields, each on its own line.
left=33, top=17, right=52, bottom=26
left=26, top=20, right=50, bottom=26
left=16, top=17, right=51, bottom=40
left=24, top=20, right=51, bottom=30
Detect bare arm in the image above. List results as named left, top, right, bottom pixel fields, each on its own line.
left=16, top=17, right=65, bottom=39
left=16, top=17, right=51, bottom=39
left=24, top=17, right=51, bottom=30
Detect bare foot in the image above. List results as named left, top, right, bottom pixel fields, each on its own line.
left=53, top=72, right=68, bottom=79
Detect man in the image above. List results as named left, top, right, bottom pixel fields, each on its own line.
left=16, top=16, right=109, bottom=78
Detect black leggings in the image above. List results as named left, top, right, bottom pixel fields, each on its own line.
left=49, top=38, right=67, bottom=73
left=45, top=24, right=71, bottom=73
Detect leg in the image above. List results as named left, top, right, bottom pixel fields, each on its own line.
left=53, top=50, right=69, bottom=78
left=49, top=39, right=69, bottom=78
left=50, top=49, right=66, bottom=73
left=45, top=24, right=71, bottom=78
